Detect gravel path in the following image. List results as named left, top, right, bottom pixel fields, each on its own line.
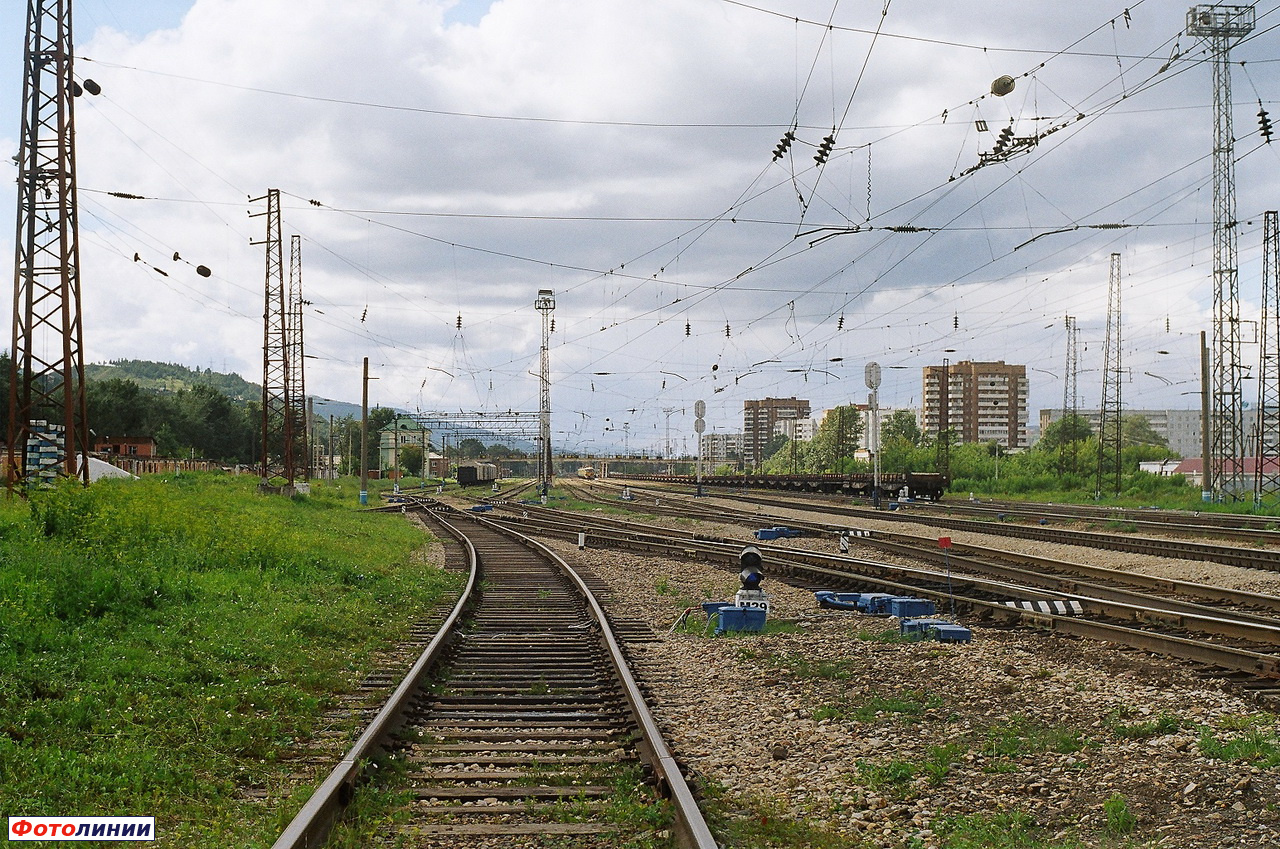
left=530, top=501, right=1280, bottom=849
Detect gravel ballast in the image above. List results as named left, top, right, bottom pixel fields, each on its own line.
left=532, top=504, right=1280, bottom=849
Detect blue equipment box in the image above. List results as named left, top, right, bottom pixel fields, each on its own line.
left=900, top=617, right=951, bottom=637
left=753, top=526, right=803, bottom=540
left=888, top=597, right=937, bottom=618
left=701, top=602, right=733, bottom=619
left=854, top=593, right=895, bottom=613
left=715, top=606, right=766, bottom=634
left=931, top=624, right=973, bottom=643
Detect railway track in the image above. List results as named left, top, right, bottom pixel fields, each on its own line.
left=486, top=488, right=1280, bottom=698
left=274, top=504, right=716, bottom=848
left=922, top=496, right=1280, bottom=537
left=603, top=479, right=1280, bottom=573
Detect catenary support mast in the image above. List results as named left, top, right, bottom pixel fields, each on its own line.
left=8, top=0, right=91, bottom=488
left=1188, top=4, right=1255, bottom=499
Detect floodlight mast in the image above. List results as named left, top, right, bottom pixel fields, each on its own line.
left=535, top=290, right=555, bottom=495
left=1187, top=4, right=1255, bottom=500
left=8, top=0, right=91, bottom=489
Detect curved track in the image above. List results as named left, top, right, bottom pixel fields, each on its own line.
left=273, top=503, right=716, bottom=848
left=605, top=479, right=1280, bottom=572
left=489, top=487, right=1280, bottom=698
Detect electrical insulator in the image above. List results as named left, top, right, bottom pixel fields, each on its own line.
left=685, top=321, right=691, bottom=337
left=456, top=314, right=462, bottom=329
left=1259, top=102, right=1273, bottom=143
left=814, top=132, right=836, bottom=165
left=725, top=323, right=731, bottom=337
left=771, top=130, right=796, bottom=161
left=837, top=314, right=844, bottom=330
left=953, top=314, right=959, bottom=329
left=550, top=318, right=555, bottom=332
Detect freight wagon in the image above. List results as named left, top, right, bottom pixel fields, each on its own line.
left=456, top=462, right=498, bottom=486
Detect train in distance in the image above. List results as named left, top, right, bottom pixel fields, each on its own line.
left=456, top=461, right=499, bottom=486
left=616, top=471, right=949, bottom=501
left=577, top=465, right=597, bottom=480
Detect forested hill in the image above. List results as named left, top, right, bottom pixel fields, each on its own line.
left=85, top=360, right=259, bottom=401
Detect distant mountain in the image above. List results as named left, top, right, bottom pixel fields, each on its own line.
left=83, top=360, right=531, bottom=448
left=85, top=360, right=260, bottom=401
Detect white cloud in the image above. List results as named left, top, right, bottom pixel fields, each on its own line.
left=2, top=0, right=1277, bottom=452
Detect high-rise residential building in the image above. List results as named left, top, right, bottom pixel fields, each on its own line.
left=743, top=397, right=811, bottom=468
left=1038, top=408, right=1230, bottom=459
left=699, top=432, right=744, bottom=468
left=922, top=361, right=1027, bottom=448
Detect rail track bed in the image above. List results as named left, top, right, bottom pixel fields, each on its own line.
left=399, top=516, right=646, bottom=843
left=500, top=486, right=1280, bottom=698
left=602, top=479, right=1280, bottom=572
left=274, top=506, right=714, bottom=849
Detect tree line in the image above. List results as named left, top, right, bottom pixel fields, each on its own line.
left=748, top=405, right=1183, bottom=497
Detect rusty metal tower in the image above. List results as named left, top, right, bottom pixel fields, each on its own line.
left=7, top=0, right=93, bottom=488
left=1256, top=211, right=1280, bottom=503
left=1188, top=4, right=1255, bottom=499
left=535, top=289, right=554, bottom=495
left=287, top=234, right=308, bottom=480
left=1097, top=254, right=1123, bottom=497
left=250, top=189, right=295, bottom=486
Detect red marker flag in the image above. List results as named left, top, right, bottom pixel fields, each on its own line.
left=938, top=536, right=952, bottom=549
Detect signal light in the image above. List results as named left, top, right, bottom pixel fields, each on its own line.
left=814, top=132, right=836, bottom=165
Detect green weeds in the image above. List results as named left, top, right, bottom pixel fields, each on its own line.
left=1102, top=793, right=1137, bottom=835
left=0, top=472, right=459, bottom=845
left=982, top=715, right=1089, bottom=758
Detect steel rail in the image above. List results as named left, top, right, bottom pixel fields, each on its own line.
left=925, top=497, right=1280, bottom=532
left=599, top=479, right=1280, bottom=573
left=562, top=483, right=1280, bottom=615
left=494, top=506, right=1280, bottom=644
left=465, top=509, right=720, bottom=849
left=271, top=510, right=478, bottom=849
left=484, top=504, right=1280, bottom=681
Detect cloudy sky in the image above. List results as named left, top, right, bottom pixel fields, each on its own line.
left=4, top=0, right=1280, bottom=454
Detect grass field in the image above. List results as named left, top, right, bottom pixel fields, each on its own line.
left=0, top=472, right=459, bottom=847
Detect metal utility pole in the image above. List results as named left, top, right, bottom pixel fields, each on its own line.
left=1097, top=253, right=1123, bottom=497
left=1256, top=210, right=1280, bottom=504
left=1062, top=315, right=1079, bottom=475
left=936, top=358, right=951, bottom=481
left=250, top=189, right=294, bottom=487
left=359, top=357, right=369, bottom=505
left=8, top=0, right=93, bottom=489
left=535, top=289, right=555, bottom=495
left=1188, top=4, right=1255, bottom=500
left=866, top=361, right=881, bottom=506
left=661, top=407, right=681, bottom=474
left=288, top=235, right=308, bottom=481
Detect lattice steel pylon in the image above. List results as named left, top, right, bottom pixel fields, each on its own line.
left=1256, top=210, right=1280, bottom=503
left=1062, top=314, right=1079, bottom=475
left=1189, top=4, right=1255, bottom=500
left=535, top=289, right=555, bottom=494
left=287, top=234, right=308, bottom=480
left=250, top=189, right=295, bottom=486
left=1097, top=254, right=1123, bottom=497
left=7, top=0, right=91, bottom=489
